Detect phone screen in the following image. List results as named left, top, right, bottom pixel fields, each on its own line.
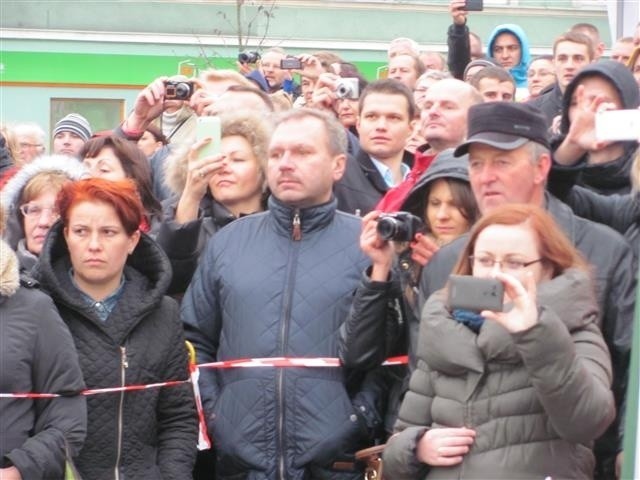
left=196, top=116, right=222, bottom=159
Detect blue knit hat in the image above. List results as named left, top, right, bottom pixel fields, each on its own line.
left=53, top=113, right=92, bottom=141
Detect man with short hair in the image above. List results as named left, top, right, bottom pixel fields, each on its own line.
left=51, top=113, right=92, bottom=158
left=528, top=31, right=594, bottom=126
left=611, top=37, right=635, bottom=64
left=418, top=101, right=635, bottom=480
left=418, top=51, right=446, bottom=72
left=181, top=108, right=384, bottom=479
left=570, top=22, right=606, bottom=60
left=388, top=53, right=425, bottom=90
left=334, top=80, right=416, bottom=215
left=469, top=66, right=515, bottom=101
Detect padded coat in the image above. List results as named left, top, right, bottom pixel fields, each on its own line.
left=36, top=223, right=197, bottom=480
left=383, top=269, right=615, bottom=479
left=181, top=196, right=384, bottom=479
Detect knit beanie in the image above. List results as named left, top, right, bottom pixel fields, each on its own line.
left=53, top=113, right=92, bottom=141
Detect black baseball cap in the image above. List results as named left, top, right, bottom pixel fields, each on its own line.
left=454, top=102, right=550, bottom=157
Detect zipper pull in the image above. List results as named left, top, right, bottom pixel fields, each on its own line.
left=292, top=210, right=301, bottom=241
left=120, top=346, right=128, bottom=369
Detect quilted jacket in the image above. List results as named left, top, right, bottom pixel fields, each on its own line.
left=383, top=269, right=615, bottom=479
left=36, top=223, right=198, bottom=480
left=181, top=196, right=384, bottom=479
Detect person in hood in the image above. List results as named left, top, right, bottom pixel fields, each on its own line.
left=340, top=149, right=478, bottom=434
left=486, top=24, right=532, bottom=97
left=0, top=155, right=86, bottom=272
left=35, top=177, right=197, bottom=479
left=552, top=60, right=640, bottom=195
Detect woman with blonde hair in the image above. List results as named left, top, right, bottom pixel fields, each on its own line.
left=383, top=203, right=614, bottom=479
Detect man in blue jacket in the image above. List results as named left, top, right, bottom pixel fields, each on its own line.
left=181, top=108, right=385, bottom=479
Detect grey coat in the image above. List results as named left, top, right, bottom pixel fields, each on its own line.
left=383, top=269, right=615, bottom=479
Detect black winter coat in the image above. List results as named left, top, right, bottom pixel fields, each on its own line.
left=36, top=224, right=198, bottom=480
left=1, top=239, right=86, bottom=479
left=181, top=196, right=385, bottom=479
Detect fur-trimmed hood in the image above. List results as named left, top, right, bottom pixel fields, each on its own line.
left=1, top=154, right=87, bottom=210
left=162, top=140, right=194, bottom=196
left=0, top=239, right=19, bottom=297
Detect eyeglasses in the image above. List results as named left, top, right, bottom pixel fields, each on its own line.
left=19, top=204, right=59, bottom=218
left=470, top=255, right=543, bottom=271
left=19, top=142, right=44, bottom=149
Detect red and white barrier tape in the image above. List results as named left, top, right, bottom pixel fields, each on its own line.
left=0, top=355, right=409, bottom=399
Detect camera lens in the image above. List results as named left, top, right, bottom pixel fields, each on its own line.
left=175, top=83, right=191, bottom=99
left=376, top=217, right=400, bottom=241
left=238, top=52, right=250, bottom=63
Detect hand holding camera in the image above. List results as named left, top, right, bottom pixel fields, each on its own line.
left=479, top=271, right=538, bottom=333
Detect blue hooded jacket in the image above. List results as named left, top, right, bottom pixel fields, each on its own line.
left=487, top=24, right=532, bottom=88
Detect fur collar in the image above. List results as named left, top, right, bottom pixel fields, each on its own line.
left=0, top=239, right=19, bottom=297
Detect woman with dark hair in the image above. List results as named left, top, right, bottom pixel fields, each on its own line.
left=81, top=135, right=162, bottom=232
left=35, top=177, right=197, bottom=479
left=383, top=204, right=614, bottom=479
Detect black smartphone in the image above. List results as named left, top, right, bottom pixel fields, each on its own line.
left=280, top=57, right=302, bottom=70
left=447, top=275, right=503, bottom=312
left=465, top=0, right=484, bottom=11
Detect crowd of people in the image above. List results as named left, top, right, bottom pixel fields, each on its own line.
left=1, top=2, right=640, bottom=479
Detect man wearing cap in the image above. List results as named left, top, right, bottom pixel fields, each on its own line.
left=51, top=113, right=92, bottom=158
left=417, top=101, right=635, bottom=480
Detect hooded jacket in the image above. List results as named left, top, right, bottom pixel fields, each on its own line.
left=384, top=269, right=615, bottom=479
left=486, top=24, right=532, bottom=88
left=553, top=60, right=640, bottom=195
left=181, top=195, right=385, bottom=479
left=0, top=155, right=86, bottom=256
left=36, top=224, right=197, bottom=479
left=0, top=239, right=87, bottom=479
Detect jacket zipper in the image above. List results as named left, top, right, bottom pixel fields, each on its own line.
left=114, top=345, right=128, bottom=480
left=292, top=210, right=301, bottom=241
left=277, top=212, right=302, bottom=479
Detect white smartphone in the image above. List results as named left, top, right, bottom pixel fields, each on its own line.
left=595, top=109, right=640, bottom=142
left=196, top=116, right=221, bottom=159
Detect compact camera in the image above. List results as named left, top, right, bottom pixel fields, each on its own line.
left=376, top=212, right=425, bottom=242
left=164, top=80, right=195, bottom=101
left=335, top=78, right=359, bottom=100
left=238, top=51, right=261, bottom=64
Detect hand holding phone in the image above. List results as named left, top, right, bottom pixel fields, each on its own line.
left=195, top=116, right=221, bottom=160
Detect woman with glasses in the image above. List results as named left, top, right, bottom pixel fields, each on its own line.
left=383, top=203, right=614, bottom=479
left=1, top=154, right=85, bottom=272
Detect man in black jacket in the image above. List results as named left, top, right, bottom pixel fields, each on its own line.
left=418, top=101, right=635, bottom=480
left=334, top=80, right=416, bottom=215
left=527, top=31, right=594, bottom=127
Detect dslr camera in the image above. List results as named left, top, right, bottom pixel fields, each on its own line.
left=376, top=212, right=425, bottom=242
left=238, top=50, right=261, bottom=64
left=335, top=78, right=359, bottom=100
left=164, top=80, right=195, bottom=101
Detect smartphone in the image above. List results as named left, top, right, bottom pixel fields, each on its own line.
left=280, top=57, right=302, bottom=70
left=196, top=116, right=221, bottom=160
left=596, top=109, right=640, bottom=142
left=447, top=275, right=504, bottom=312
left=465, top=0, right=484, bottom=11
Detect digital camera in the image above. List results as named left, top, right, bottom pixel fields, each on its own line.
left=238, top=51, right=261, bottom=64
left=335, top=78, right=359, bottom=100
left=164, top=80, right=195, bottom=100
left=376, top=212, right=425, bottom=242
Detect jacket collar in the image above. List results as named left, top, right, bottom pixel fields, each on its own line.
left=355, top=149, right=414, bottom=194
left=268, top=195, right=337, bottom=239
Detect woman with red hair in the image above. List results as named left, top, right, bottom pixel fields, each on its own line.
left=36, top=177, right=197, bottom=479
left=383, top=204, right=615, bottom=479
